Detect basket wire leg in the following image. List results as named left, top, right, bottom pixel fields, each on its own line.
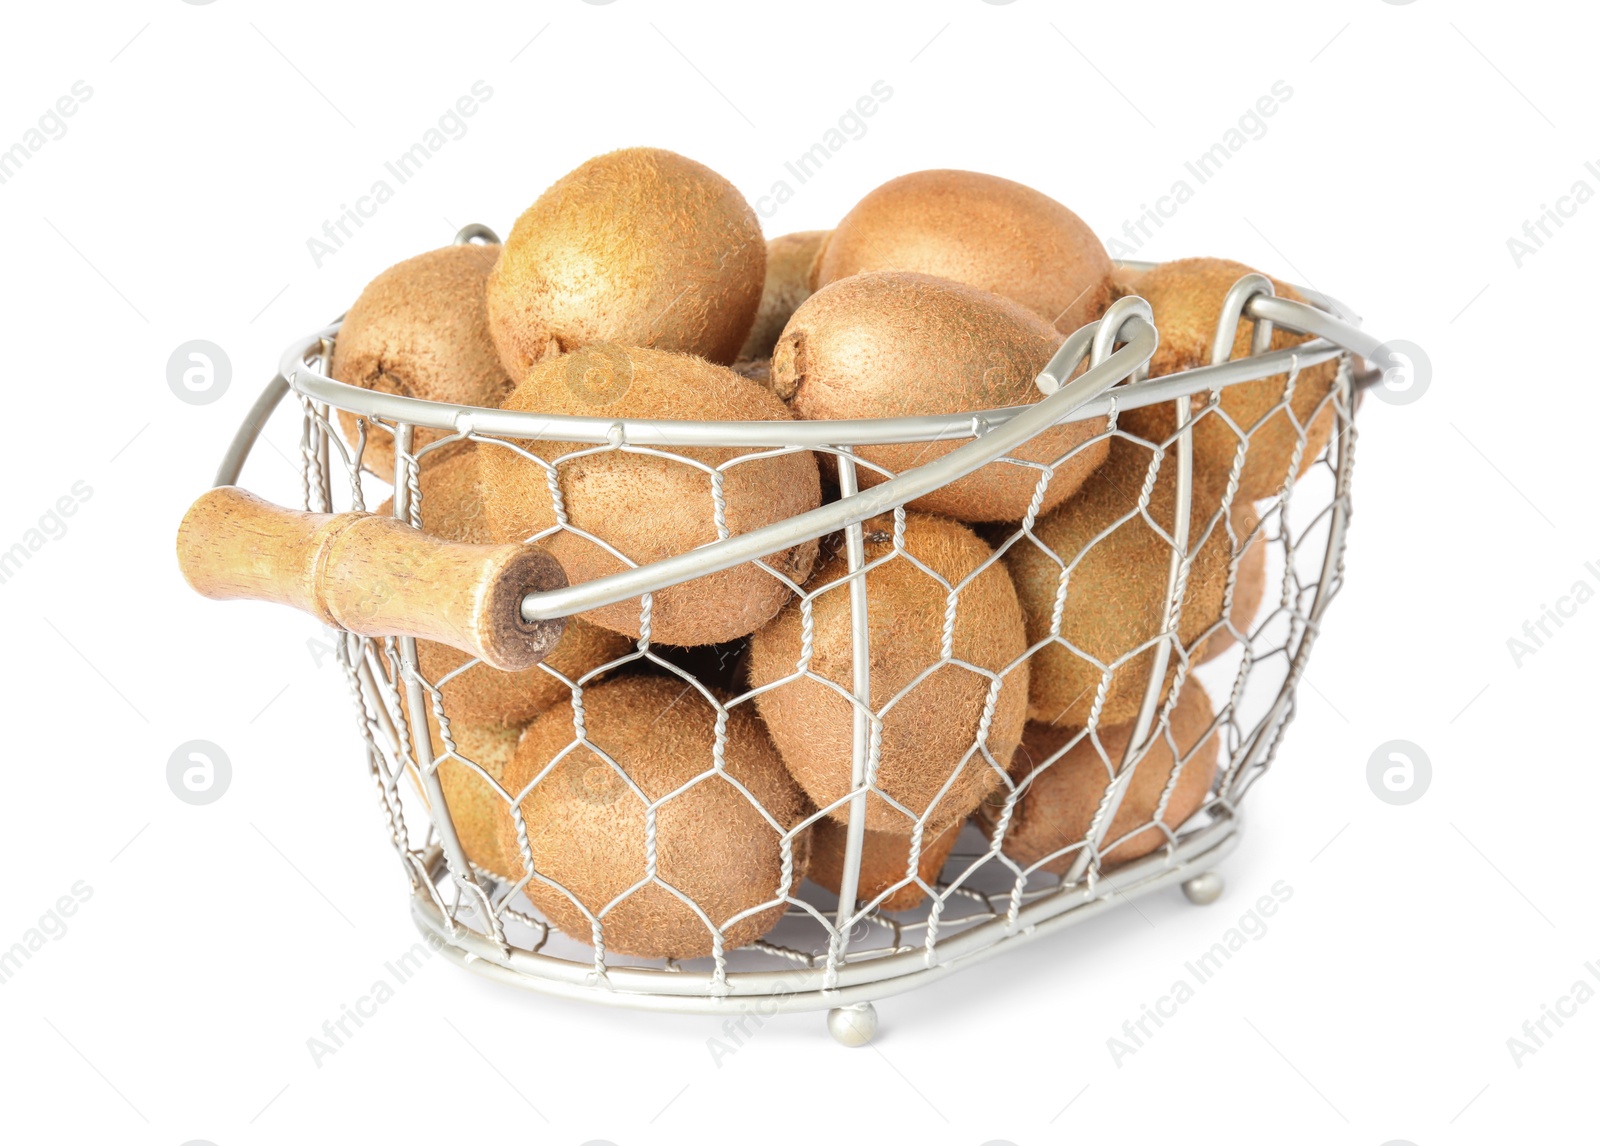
left=1181, top=872, right=1226, bottom=905
left=826, top=1001, right=878, bottom=1048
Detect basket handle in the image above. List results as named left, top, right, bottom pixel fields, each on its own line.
left=175, top=486, right=567, bottom=671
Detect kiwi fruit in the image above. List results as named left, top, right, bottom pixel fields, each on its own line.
left=738, top=230, right=830, bottom=361
left=808, top=819, right=962, bottom=912
left=748, top=511, right=1028, bottom=835
left=771, top=272, right=1109, bottom=522
left=980, top=500, right=1262, bottom=663
left=331, top=243, right=513, bottom=476
left=1119, top=257, right=1339, bottom=501
left=493, top=674, right=812, bottom=960
left=814, top=169, right=1113, bottom=333
left=419, top=719, right=522, bottom=880
left=415, top=622, right=627, bottom=728
left=978, top=677, right=1219, bottom=875
left=378, top=450, right=633, bottom=727
left=477, top=345, right=821, bottom=646
left=485, top=148, right=765, bottom=379
left=1004, top=438, right=1256, bottom=729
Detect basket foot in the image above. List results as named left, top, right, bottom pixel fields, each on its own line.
left=826, top=1003, right=877, bottom=1047
left=1181, top=871, right=1225, bottom=906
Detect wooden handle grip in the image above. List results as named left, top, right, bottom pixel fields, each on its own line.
left=176, top=487, right=566, bottom=671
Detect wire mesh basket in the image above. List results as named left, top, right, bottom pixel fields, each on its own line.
left=178, top=227, right=1379, bottom=1044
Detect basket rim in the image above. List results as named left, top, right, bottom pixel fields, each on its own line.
left=277, top=278, right=1370, bottom=451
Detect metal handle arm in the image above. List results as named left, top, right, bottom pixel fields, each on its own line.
left=518, top=305, right=1158, bottom=624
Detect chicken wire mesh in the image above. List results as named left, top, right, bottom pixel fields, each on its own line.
left=214, top=255, right=1361, bottom=1035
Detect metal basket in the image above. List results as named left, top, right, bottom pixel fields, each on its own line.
left=191, top=226, right=1379, bottom=1045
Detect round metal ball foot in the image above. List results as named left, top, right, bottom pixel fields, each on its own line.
left=826, top=1002, right=877, bottom=1047
left=1181, top=871, right=1225, bottom=906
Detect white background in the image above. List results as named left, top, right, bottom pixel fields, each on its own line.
left=1, top=1, right=1594, bottom=1143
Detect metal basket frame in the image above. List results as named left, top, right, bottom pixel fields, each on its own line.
left=212, top=235, right=1376, bottom=1043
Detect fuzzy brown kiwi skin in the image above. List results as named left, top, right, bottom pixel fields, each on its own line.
left=493, top=675, right=813, bottom=960
left=484, top=147, right=766, bottom=380
left=808, top=819, right=963, bottom=912
left=332, top=243, right=513, bottom=477
left=1004, top=438, right=1254, bottom=729
left=771, top=272, right=1109, bottom=523
left=1108, top=262, right=1147, bottom=301
left=393, top=667, right=527, bottom=880
left=738, top=230, right=830, bottom=361
left=378, top=450, right=632, bottom=728
left=976, top=678, right=1219, bottom=875
left=476, top=344, right=821, bottom=647
left=422, top=720, right=522, bottom=880
left=1122, top=257, right=1340, bottom=501
left=748, top=510, right=1028, bottom=836
left=815, top=169, right=1115, bottom=334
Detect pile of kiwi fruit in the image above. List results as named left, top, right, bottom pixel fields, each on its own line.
left=330, top=147, right=1336, bottom=958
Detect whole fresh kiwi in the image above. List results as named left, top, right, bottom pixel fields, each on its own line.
left=977, top=677, right=1219, bottom=875
left=1004, top=438, right=1256, bottom=729
left=1120, top=257, right=1339, bottom=501
left=738, top=230, right=830, bottom=360
left=772, top=272, right=1109, bottom=522
left=331, top=243, right=513, bottom=476
left=485, top=148, right=765, bottom=379
left=378, top=450, right=632, bottom=727
left=748, top=511, right=1028, bottom=835
left=493, top=675, right=812, bottom=960
left=814, top=169, right=1114, bottom=333
left=476, top=345, right=821, bottom=646
left=808, top=818, right=962, bottom=913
